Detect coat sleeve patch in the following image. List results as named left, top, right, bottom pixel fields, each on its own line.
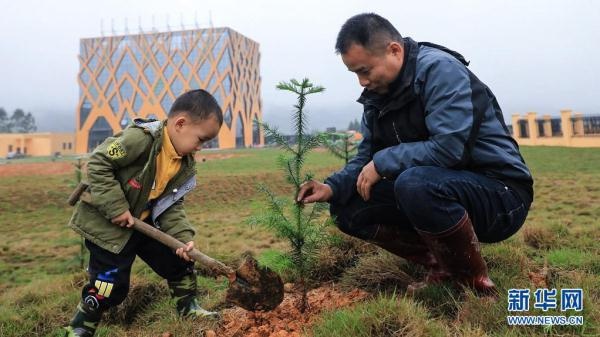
left=107, top=141, right=127, bottom=159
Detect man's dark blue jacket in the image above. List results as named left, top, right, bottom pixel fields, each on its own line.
left=325, top=38, right=533, bottom=206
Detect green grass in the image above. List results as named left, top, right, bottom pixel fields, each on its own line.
left=310, top=294, right=448, bottom=337
left=0, top=154, right=84, bottom=165
left=0, top=146, right=599, bottom=336
left=196, top=147, right=342, bottom=176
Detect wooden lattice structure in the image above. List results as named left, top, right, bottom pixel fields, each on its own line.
left=76, top=27, right=263, bottom=153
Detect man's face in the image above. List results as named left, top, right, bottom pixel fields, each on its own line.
left=341, top=42, right=404, bottom=94
left=168, top=114, right=221, bottom=156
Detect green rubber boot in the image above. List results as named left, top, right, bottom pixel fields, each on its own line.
left=63, top=301, right=102, bottom=337
left=168, top=274, right=218, bottom=318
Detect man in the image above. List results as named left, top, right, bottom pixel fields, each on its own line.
left=297, top=13, right=533, bottom=295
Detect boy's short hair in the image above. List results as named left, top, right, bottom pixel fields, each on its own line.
left=168, top=89, right=223, bottom=125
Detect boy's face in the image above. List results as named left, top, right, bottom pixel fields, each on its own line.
left=168, top=113, right=221, bottom=156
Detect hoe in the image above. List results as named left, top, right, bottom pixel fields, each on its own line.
left=68, top=182, right=284, bottom=312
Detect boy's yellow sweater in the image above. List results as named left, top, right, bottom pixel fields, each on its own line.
left=141, top=125, right=182, bottom=221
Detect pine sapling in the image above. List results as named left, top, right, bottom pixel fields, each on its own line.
left=251, top=78, right=331, bottom=312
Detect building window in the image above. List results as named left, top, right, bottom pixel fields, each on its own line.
left=252, top=116, right=261, bottom=146
left=203, top=137, right=219, bottom=149
left=236, top=111, right=245, bottom=148
left=120, top=110, right=131, bottom=128
left=198, top=61, right=210, bottom=80
left=172, top=51, right=183, bottom=65
left=68, top=142, right=72, bottom=150
left=80, top=97, right=92, bottom=128
left=115, top=52, right=138, bottom=81
left=144, top=65, right=156, bottom=84
left=154, top=78, right=165, bottom=97
left=180, top=62, right=191, bottom=78
left=97, top=67, right=109, bottom=88
left=133, top=93, right=143, bottom=113
left=8, top=144, right=13, bottom=152
left=223, top=75, right=232, bottom=94
left=155, top=50, right=167, bottom=67
left=213, top=89, right=223, bottom=108
left=160, top=93, right=173, bottom=115
left=23, top=147, right=27, bottom=154
left=212, top=31, right=228, bottom=59
left=109, top=95, right=120, bottom=115
left=164, top=64, right=174, bottom=80
left=187, top=48, right=198, bottom=65
left=63, top=142, right=66, bottom=150
left=119, top=79, right=134, bottom=102
left=223, top=108, right=232, bottom=129
left=217, top=48, right=231, bottom=74
left=207, top=73, right=217, bottom=91
left=87, top=117, right=113, bottom=152
left=170, top=76, right=184, bottom=96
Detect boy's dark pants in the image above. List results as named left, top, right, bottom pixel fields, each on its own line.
left=82, top=229, right=194, bottom=312
left=330, top=166, right=530, bottom=244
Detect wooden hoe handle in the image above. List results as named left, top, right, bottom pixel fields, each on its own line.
left=132, top=218, right=236, bottom=278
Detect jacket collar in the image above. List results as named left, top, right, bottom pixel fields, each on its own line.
left=133, top=117, right=162, bottom=137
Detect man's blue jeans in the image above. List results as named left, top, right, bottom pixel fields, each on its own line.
left=330, top=166, right=530, bottom=243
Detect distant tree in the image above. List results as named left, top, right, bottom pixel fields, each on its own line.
left=24, top=112, right=38, bottom=133
left=322, top=132, right=358, bottom=164
left=347, top=118, right=360, bottom=131
left=0, top=108, right=9, bottom=133
left=9, top=109, right=37, bottom=133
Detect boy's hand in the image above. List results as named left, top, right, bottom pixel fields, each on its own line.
left=176, top=241, right=194, bottom=261
left=111, top=210, right=134, bottom=228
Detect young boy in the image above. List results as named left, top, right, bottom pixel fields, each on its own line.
left=64, top=89, right=223, bottom=337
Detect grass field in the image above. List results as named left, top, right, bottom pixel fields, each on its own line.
left=0, top=146, right=598, bottom=336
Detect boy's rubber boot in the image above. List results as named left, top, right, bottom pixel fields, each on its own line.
left=63, top=301, right=102, bottom=337
left=414, top=212, right=497, bottom=296
left=168, top=273, right=219, bottom=318
left=368, top=224, right=451, bottom=288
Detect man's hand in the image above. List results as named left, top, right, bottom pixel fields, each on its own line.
left=357, top=161, right=381, bottom=201
left=297, top=180, right=333, bottom=204
left=175, top=241, right=194, bottom=261
left=111, top=210, right=134, bottom=228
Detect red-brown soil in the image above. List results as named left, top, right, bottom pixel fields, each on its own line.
left=0, top=162, right=73, bottom=177
left=0, top=153, right=246, bottom=178
left=208, top=283, right=369, bottom=337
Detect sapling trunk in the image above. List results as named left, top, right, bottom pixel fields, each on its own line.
left=252, top=78, right=327, bottom=312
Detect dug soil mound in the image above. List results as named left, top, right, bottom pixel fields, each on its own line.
left=209, top=283, right=369, bottom=337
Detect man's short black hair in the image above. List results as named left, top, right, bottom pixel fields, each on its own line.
left=169, top=89, right=223, bottom=125
left=335, top=13, right=403, bottom=54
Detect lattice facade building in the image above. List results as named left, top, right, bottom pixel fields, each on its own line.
left=76, top=27, right=262, bottom=153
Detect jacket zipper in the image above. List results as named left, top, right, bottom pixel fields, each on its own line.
left=392, top=121, right=402, bottom=144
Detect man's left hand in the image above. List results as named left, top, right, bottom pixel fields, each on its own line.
left=357, top=160, right=381, bottom=201
left=175, top=241, right=194, bottom=261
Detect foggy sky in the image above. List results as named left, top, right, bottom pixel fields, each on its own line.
left=0, top=0, right=598, bottom=133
